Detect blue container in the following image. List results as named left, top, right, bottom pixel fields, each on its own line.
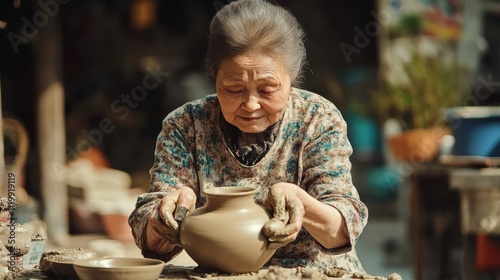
left=444, top=107, right=500, bottom=157
left=345, top=106, right=382, bottom=156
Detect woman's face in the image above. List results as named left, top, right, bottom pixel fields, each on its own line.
left=216, top=52, right=291, bottom=133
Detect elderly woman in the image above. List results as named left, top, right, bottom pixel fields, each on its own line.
left=129, top=0, right=368, bottom=273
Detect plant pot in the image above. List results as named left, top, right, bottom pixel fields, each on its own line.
left=388, top=127, right=450, bottom=162
left=179, top=187, right=275, bottom=273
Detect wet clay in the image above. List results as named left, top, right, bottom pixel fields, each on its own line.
left=323, top=267, right=348, bottom=278
left=351, top=271, right=405, bottom=280
left=0, top=197, right=10, bottom=211
left=32, top=233, right=46, bottom=241
left=5, top=245, right=29, bottom=256
left=13, top=264, right=403, bottom=280
left=388, top=273, right=403, bottom=280
left=270, top=266, right=330, bottom=280
left=12, top=269, right=45, bottom=280
left=162, top=265, right=402, bottom=280
left=0, top=244, right=8, bottom=258
left=39, top=248, right=97, bottom=277
left=352, top=272, right=386, bottom=280
left=262, top=218, right=286, bottom=237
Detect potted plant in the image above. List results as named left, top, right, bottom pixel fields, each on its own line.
left=372, top=51, right=469, bottom=162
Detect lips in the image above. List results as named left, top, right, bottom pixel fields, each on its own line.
left=239, top=116, right=263, bottom=121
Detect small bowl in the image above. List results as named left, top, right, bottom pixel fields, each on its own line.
left=39, top=248, right=97, bottom=278
left=73, top=258, right=165, bottom=280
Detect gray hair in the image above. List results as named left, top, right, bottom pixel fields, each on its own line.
left=205, top=0, right=307, bottom=86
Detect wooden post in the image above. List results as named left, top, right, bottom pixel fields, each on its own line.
left=34, top=12, right=68, bottom=245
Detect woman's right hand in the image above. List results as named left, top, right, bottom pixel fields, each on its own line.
left=263, top=182, right=304, bottom=250
left=145, top=187, right=197, bottom=254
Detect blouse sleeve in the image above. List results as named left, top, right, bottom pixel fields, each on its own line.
left=128, top=111, right=199, bottom=262
left=301, top=104, right=368, bottom=254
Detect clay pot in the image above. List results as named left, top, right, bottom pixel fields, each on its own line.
left=388, top=127, right=451, bottom=162
left=179, top=187, right=275, bottom=273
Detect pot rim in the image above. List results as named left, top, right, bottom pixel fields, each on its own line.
left=203, top=186, right=257, bottom=196
left=444, top=106, right=500, bottom=119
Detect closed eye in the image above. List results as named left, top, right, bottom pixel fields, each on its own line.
left=259, top=86, right=278, bottom=95
left=227, top=89, right=244, bottom=94
left=259, top=89, right=274, bottom=94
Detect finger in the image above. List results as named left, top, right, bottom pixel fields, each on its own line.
left=286, top=199, right=303, bottom=228
left=174, top=189, right=196, bottom=222
left=266, top=199, right=303, bottom=239
left=266, top=221, right=295, bottom=241
left=266, top=233, right=296, bottom=250
left=150, top=216, right=179, bottom=244
left=264, top=190, right=274, bottom=213
left=271, top=192, right=288, bottom=223
left=267, top=241, right=286, bottom=251
left=159, top=199, right=179, bottom=232
left=262, top=218, right=286, bottom=237
left=268, top=234, right=295, bottom=244
left=174, top=206, right=189, bottom=222
left=263, top=219, right=294, bottom=243
left=278, top=199, right=302, bottom=239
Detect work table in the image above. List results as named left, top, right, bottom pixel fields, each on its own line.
left=14, top=264, right=401, bottom=280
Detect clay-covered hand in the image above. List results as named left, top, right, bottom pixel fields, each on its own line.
left=262, top=183, right=304, bottom=250
left=147, top=187, right=196, bottom=248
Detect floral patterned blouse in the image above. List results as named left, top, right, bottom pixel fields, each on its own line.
left=128, top=88, right=368, bottom=273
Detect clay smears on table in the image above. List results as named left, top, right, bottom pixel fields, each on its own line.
left=181, top=266, right=399, bottom=280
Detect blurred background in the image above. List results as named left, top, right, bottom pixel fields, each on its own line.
left=1, top=0, right=500, bottom=279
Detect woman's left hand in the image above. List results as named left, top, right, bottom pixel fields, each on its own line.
left=262, top=182, right=304, bottom=250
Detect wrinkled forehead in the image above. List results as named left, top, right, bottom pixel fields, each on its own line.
left=216, top=52, right=289, bottom=82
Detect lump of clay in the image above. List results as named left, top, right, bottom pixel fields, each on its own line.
left=0, top=197, right=11, bottom=227
left=351, top=272, right=385, bottom=279
left=258, top=266, right=302, bottom=280
left=298, top=267, right=327, bottom=279
left=39, top=248, right=97, bottom=277
left=388, top=273, right=403, bottom=280
left=323, top=267, right=348, bottom=278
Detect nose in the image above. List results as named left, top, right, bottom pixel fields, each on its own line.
left=240, top=91, right=261, bottom=112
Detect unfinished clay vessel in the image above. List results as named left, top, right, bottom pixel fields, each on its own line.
left=179, top=186, right=275, bottom=273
